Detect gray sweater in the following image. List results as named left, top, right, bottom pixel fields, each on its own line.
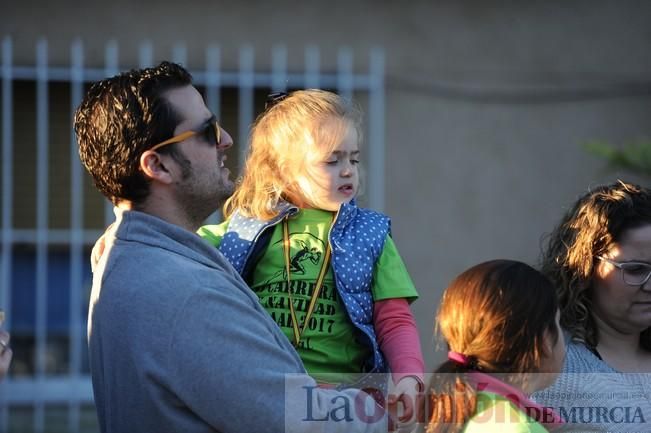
left=532, top=339, right=651, bottom=433
left=88, top=209, right=386, bottom=433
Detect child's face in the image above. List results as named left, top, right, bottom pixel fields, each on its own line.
left=304, top=124, right=359, bottom=211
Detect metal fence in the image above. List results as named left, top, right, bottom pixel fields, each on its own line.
left=0, top=36, right=385, bottom=432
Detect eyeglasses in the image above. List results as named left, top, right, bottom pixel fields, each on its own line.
left=149, top=116, right=221, bottom=152
left=596, top=256, right=651, bottom=286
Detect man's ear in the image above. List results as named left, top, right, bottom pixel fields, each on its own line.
left=140, top=150, right=174, bottom=185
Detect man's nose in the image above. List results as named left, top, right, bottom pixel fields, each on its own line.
left=218, top=127, right=233, bottom=150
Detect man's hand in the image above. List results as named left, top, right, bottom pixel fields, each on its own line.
left=0, top=329, right=13, bottom=381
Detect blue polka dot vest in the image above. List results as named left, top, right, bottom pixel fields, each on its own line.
left=219, top=200, right=390, bottom=373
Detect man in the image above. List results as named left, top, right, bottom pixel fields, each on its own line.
left=0, top=312, right=11, bottom=381
left=75, top=62, right=387, bottom=433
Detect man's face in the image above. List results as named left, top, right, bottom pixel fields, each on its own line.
left=162, top=85, right=235, bottom=221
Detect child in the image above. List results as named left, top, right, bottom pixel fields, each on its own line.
left=426, top=260, right=565, bottom=433
left=199, top=89, right=424, bottom=423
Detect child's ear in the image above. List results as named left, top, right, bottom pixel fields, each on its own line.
left=542, top=330, right=554, bottom=357
left=139, top=150, right=173, bottom=185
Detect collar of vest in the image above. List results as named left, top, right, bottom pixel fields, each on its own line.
left=270, top=199, right=359, bottom=224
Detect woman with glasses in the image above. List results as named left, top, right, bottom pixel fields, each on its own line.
left=533, top=180, right=651, bottom=431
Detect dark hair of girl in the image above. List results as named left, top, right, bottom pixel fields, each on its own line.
left=426, top=260, right=558, bottom=433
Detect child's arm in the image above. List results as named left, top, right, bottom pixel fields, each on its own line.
left=371, top=234, right=424, bottom=423
left=373, top=298, right=424, bottom=387
left=374, top=298, right=424, bottom=425
left=370, top=235, right=424, bottom=384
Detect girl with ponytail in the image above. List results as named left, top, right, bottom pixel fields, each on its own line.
left=426, top=260, right=565, bottom=433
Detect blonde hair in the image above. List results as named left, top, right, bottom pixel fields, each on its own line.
left=223, top=89, right=362, bottom=220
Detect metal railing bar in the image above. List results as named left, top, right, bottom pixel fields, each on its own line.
left=0, top=35, right=14, bottom=433
left=68, top=37, right=85, bottom=432
left=2, top=66, right=376, bottom=90
left=368, top=48, right=386, bottom=212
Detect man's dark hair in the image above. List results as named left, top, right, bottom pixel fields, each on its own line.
left=74, top=61, right=192, bottom=204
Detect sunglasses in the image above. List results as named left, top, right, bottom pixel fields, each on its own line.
left=265, top=91, right=289, bottom=110
left=149, top=115, right=222, bottom=152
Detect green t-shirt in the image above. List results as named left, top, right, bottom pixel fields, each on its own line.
left=199, top=208, right=418, bottom=383
left=463, top=392, right=550, bottom=433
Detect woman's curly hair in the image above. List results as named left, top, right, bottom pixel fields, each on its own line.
left=541, top=180, right=651, bottom=351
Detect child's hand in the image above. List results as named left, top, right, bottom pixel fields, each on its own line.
left=387, top=375, right=423, bottom=431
